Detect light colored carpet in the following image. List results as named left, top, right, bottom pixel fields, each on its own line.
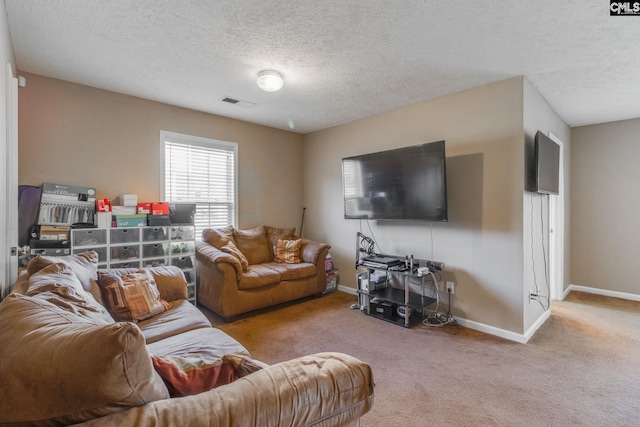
left=201, top=291, right=640, bottom=426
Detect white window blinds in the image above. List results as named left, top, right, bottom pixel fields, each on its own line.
left=161, top=131, right=237, bottom=239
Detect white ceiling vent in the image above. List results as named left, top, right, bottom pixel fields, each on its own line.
left=220, top=96, right=257, bottom=108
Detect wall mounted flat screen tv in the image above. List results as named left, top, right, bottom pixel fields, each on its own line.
left=342, top=140, right=448, bottom=221
left=533, top=131, right=560, bottom=195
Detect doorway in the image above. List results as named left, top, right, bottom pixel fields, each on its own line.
left=1, top=63, right=18, bottom=299
left=548, top=132, right=565, bottom=301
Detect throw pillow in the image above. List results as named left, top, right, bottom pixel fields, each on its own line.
left=202, top=225, right=234, bottom=249
left=274, top=238, right=302, bottom=264
left=219, top=240, right=249, bottom=272
left=97, top=270, right=172, bottom=322
left=233, top=226, right=270, bottom=265
left=265, top=225, right=296, bottom=260
left=151, top=354, right=266, bottom=397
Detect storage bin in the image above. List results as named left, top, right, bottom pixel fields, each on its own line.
left=73, top=247, right=107, bottom=263
left=142, top=258, right=169, bottom=268
left=110, top=227, right=140, bottom=244
left=109, top=260, right=141, bottom=269
left=110, top=245, right=140, bottom=261
left=142, top=227, right=167, bottom=242
left=72, top=229, right=107, bottom=247
left=142, top=243, right=167, bottom=258
left=325, top=270, right=338, bottom=293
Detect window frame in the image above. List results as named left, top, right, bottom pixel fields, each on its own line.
left=160, top=130, right=238, bottom=238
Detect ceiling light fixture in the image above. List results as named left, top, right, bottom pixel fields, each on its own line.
left=256, top=70, right=284, bottom=92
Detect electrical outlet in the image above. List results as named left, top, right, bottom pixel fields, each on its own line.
left=436, top=281, right=444, bottom=292
left=446, top=281, right=454, bottom=294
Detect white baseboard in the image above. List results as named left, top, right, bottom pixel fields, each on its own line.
left=338, top=285, right=357, bottom=295
left=523, top=309, right=551, bottom=343
left=566, top=284, right=640, bottom=302
left=338, top=283, right=638, bottom=343
left=454, top=317, right=528, bottom=344
left=336, top=285, right=532, bottom=343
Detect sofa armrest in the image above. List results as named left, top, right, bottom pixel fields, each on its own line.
left=195, top=241, right=243, bottom=277
left=300, top=238, right=331, bottom=265
left=72, top=352, right=374, bottom=427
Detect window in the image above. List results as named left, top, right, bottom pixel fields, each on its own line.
left=161, top=131, right=237, bottom=239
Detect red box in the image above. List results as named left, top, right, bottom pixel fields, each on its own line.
left=137, top=203, right=152, bottom=214
left=151, top=202, right=170, bottom=215
left=96, top=198, right=111, bottom=212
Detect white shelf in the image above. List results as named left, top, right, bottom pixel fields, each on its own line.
left=71, top=225, right=196, bottom=305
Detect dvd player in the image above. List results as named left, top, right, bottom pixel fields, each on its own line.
left=361, top=256, right=402, bottom=269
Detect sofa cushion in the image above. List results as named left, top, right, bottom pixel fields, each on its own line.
left=238, top=264, right=282, bottom=290
left=233, top=226, right=270, bottom=265
left=147, top=326, right=249, bottom=360
left=26, top=250, right=102, bottom=301
left=274, top=238, right=302, bottom=264
left=202, top=225, right=234, bottom=249
left=263, top=261, right=317, bottom=281
left=0, top=293, right=169, bottom=426
left=220, top=240, right=249, bottom=272
left=151, top=354, right=266, bottom=397
left=97, top=270, right=172, bottom=322
left=26, top=262, right=114, bottom=324
left=149, top=265, right=189, bottom=301
left=138, top=299, right=212, bottom=344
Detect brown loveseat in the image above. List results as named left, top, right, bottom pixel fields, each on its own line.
left=0, top=252, right=373, bottom=426
left=196, top=225, right=330, bottom=320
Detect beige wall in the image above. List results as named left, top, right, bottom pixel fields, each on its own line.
left=522, top=78, right=571, bottom=331
left=17, top=73, right=305, bottom=230
left=571, top=118, right=640, bottom=295
left=14, top=71, right=577, bottom=336
left=303, top=77, right=528, bottom=334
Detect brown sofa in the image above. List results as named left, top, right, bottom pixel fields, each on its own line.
left=0, top=252, right=373, bottom=426
left=196, top=225, right=330, bottom=320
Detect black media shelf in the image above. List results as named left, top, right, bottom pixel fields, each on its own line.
left=355, top=265, right=438, bottom=328
left=367, top=287, right=436, bottom=310
left=365, top=308, right=425, bottom=328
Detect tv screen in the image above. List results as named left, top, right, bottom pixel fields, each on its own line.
left=534, top=131, right=560, bottom=195
left=342, top=140, right=448, bottom=221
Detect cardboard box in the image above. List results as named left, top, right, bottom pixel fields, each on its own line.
left=111, top=206, right=137, bottom=215
left=96, top=198, right=111, bottom=212
left=147, top=214, right=171, bottom=226
left=30, top=247, right=71, bottom=256
left=119, top=194, right=138, bottom=207
left=94, top=212, right=112, bottom=229
left=115, top=214, right=147, bottom=227
left=30, top=239, right=70, bottom=249
left=29, top=239, right=71, bottom=256
left=37, top=183, right=96, bottom=226
left=39, top=225, right=70, bottom=241
left=169, top=203, right=196, bottom=225
left=137, top=203, right=152, bottom=214
left=151, top=202, right=170, bottom=215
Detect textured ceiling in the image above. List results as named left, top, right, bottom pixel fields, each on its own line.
left=5, top=0, right=640, bottom=133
